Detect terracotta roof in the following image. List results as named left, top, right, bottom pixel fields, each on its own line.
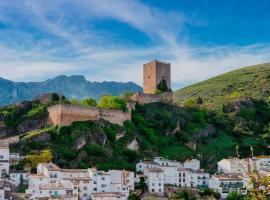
left=40, top=163, right=61, bottom=171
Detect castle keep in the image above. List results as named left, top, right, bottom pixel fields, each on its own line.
left=47, top=60, right=172, bottom=127
left=143, top=60, right=171, bottom=94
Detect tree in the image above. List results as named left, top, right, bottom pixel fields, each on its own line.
left=98, top=95, right=127, bottom=111
left=81, top=98, right=97, bottom=107
left=128, top=193, right=140, bottom=200
left=157, top=79, right=168, bottom=93
left=196, top=97, right=203, bottom=105
left=138, top=177, right=146, bottom=193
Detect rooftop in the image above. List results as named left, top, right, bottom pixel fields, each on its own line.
left=146, top=168, right=164, bottom=173
left=214, top=173, right=244, bottom=181
left=40, top=163, right=61, bottom=171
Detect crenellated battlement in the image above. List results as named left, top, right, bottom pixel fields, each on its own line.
left=48, top=103, right=133, bottom=126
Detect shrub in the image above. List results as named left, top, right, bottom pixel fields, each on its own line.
left=81, top=98, right=97, bottom=107
left=98, top=95, right=127, bottom=111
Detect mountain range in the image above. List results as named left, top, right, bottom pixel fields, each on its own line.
left=0, top=75, right=142, bottom=106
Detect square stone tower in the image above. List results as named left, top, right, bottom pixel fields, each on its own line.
left=143, top=60, right=171, bottom=94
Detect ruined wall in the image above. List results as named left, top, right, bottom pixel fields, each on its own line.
left=131, top=92, right=173, bottom=105
left=143, top=60, right=171, bottom=94
left=48, top=104, right=132, bottom=127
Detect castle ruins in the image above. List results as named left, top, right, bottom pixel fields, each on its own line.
left=47, top=60, right=172, bottom=126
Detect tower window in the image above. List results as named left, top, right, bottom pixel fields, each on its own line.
left=148, top=76, right=150, bottom=79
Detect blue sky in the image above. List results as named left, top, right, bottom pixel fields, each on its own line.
left=0, top=0, right=270, bottom=89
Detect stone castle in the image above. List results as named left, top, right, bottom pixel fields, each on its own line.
left=48, top=60, right=172, bottom=126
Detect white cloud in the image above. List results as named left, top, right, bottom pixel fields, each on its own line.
left=0, top=0, right=269, bottom=89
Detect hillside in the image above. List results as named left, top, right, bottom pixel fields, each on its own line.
left=0, top=75, right=142, bottom=106
left=174, top=62, right=270, bottom=109
left=4, top=96, right=270, bottom=174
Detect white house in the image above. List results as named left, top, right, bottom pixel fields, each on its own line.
left=183, top=159, right=200, bottom=170
left=9, top=170, right=28, bottom=186
left=109, top=170, right=134, bottom=199
left=0, top=144, right=9, bottom=179
left=208, top=173, right=247, bottom=199
left=217, top=158, right=252, bottom=174
left=154, top=157, right=183, bottom=168
left=136, top=160, right=159, bottom=173
left=144, top=168, right=164, bottom=194
left=254, top=156, right=270, bottom=171
left=177, top=168, right=209, bottom=188
left=28, top=180, right=78, bottom=200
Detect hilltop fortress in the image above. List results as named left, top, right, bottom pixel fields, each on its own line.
left=48, top=60, right=173, bottom=126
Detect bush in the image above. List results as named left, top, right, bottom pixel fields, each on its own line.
left=226, top=192, right=246, bottom=200
left=81, top=98, right=97, bottom=107
left=98, top=95, right=127, bottom=111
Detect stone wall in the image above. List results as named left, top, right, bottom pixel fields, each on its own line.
left=131, top=92, right=173, bottom=105
left=48, top=104, right=132, bottom=127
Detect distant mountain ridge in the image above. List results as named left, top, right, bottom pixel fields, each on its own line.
left=0, top=75, right=142, bottom=106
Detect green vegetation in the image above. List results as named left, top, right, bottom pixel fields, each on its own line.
left=157, top=79, right=169, bottom=93
left=174, top=62, right=270, bottom=109
left=70, top=97, right=97, bottom=107
left=10, top=98, right=270, bottom=173
left=98, top=95, right=127, bottom=111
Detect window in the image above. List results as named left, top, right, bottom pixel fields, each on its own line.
left=152, top=189, right=155, bottom=192
left=83, top=187, right=87, bottom=190
left=183, top=179, right=185, bottom=182
left=152, top=183, right=155, bottom=186
left=179, top=173, right=181, bottom=177
left=83, top=194, right=87, bottom=197
left=101, top=184, right=106, bottom=188
left=101, top=177, right=105, bottom=180
left=159, top=189, right=161, bottom=192
left=159, top=183, right=161, bottom=186
left=0, top=156, right=3, bottom=159
left=94, top=188, right=97, bottom=191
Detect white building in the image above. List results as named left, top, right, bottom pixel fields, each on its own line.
left=9, top=170, right=28, bottom=186
left=26, top=163, right=134, bottom=200
left=178, top=168, right=209, bottom=188
left=153, top=157, right=183, bottom=168
left=209, top=173, right=247, bottom=199
left=144, top=168, right=164, bottom=194
left=218, top=158, right=251, bottom=174
left=0, top=144, right=9, bottom=179
left=183, top=159, right=200, bottom=170
left=109, top=170, right=134, bottom=199
left=254, top=156, right=270, bottom=171
left=136, top=160, right=160, bottom=173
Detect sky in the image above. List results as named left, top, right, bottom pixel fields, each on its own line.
left=0, top=0, right=270, bottom=89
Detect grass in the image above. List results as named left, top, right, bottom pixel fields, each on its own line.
left=174, top=62, right=270, bottom=109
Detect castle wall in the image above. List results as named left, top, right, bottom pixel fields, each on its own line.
left=48, top=104, right=131, bottom=127
left=131, top=92, right=173, bottom=105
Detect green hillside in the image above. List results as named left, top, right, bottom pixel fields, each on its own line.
left=174, top=62, right=270, bottom=109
